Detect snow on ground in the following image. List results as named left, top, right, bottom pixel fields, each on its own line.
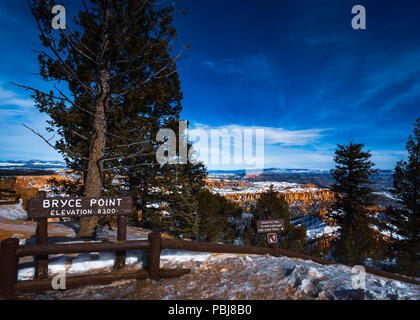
left=306, top=223, right=338, bottom=240
left=27, top=249, right=419, bottom=300
left=370, top=225, right=405, bottom=241
left=373, top=191, right=399, bottom=201
left=0, top=199, right=28, bottom=220
left=16, top=225, right=149, bottom=280
left=18, top=250, right=145, bottom=280
left=295, top=216, right=339, bottom=239
left=208, top=180, right=323, bottom=196
left=291, top=214, right=339, bottom=240
left=160, top=249, right=214, bottom=262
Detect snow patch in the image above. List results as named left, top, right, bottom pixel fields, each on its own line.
left=0, top=199, right=28, bottom=220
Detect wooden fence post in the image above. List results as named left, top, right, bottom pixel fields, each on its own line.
left=115, top=214, right=127, bottom=269
left=147, top=232, right=161, bottom=281
left=0, top=238, right=19, bottom=300
left=35, top=191, right=48, bottom=280
left=271, top=245, right=280, bottom=257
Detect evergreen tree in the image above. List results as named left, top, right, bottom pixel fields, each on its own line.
left=20, top=0, right=186, bottom=237
left=243, top=186, right=308, bottom=252
left=386, top=119, right=420, bottom=276
left=137, top=132, right=208, bottom=239
left=329, top=142, right=379, bottom=265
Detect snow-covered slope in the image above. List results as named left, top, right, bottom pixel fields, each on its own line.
left=28, top=249, right=419, bottom=300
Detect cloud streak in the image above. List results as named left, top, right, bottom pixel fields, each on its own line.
left=0, top=84, right=34, bottom=108
left=202, top=55, right=271, bottom=78
left=191, top=123, right=329, bottom=147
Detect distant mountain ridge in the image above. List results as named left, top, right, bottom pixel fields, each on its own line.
left=209, top=168, right=394, bottom=192
left=0, top=160, right=66, bottom=169
left=0, top=160, right=67, bottom=176
left=0, top=162, right=394, bottom=193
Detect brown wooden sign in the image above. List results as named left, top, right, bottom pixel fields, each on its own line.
left=257, top=219, right=285, bottom=233
left=28, top=197, right=133, bottom=219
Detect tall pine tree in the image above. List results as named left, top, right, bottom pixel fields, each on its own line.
left=329, top=142, right=379, bottom=265
left=386, top=119, right=420, bottom=276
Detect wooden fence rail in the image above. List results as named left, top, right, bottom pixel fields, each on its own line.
left=1, top=232, right=419, bottom=299
left=16, top=240, right=151, bottom=256
left=161, top=238, right=272, bottom=255
left=0, top=232, right=192, bottom=299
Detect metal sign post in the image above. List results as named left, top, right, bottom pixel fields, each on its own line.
left=257, top=218, right=285, bottom=257
left=266, top=232, right=278, bottom=244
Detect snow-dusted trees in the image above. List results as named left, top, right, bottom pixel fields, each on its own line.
left=329, top=142, right=379, bottom=265
left=386, top=119, right=420, bottom=277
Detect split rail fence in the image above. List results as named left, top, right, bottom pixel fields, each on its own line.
left=1, top=232, right=419, bottom=299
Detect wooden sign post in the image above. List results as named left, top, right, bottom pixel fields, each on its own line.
left=34, top=191, right=48, bottom=279
left=28, top=195, right=133, bottom=274
left=257, top=218, right=285, bottom=257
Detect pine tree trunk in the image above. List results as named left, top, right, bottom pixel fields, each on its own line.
left=77, top=4, right=112, bottom=238
left=77, top=69, right=109, bottom=238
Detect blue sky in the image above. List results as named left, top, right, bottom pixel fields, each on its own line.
left=0, top=0, right=419, bottom=170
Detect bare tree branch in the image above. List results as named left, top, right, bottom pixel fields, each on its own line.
left=22, top=123, right=89, bottom=160
left=106, top=131, right=133, bottom=142
left=103, top=162, right=153, bottom=172
left=10, top=82, right=94, bottom=116
left=105, top=140, right=151, bottom=150
left=72, top=130, right=89, bottom=141
left=59, top=29, right=96, bottom=63
left=103, top=150, right=155, bottom=162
